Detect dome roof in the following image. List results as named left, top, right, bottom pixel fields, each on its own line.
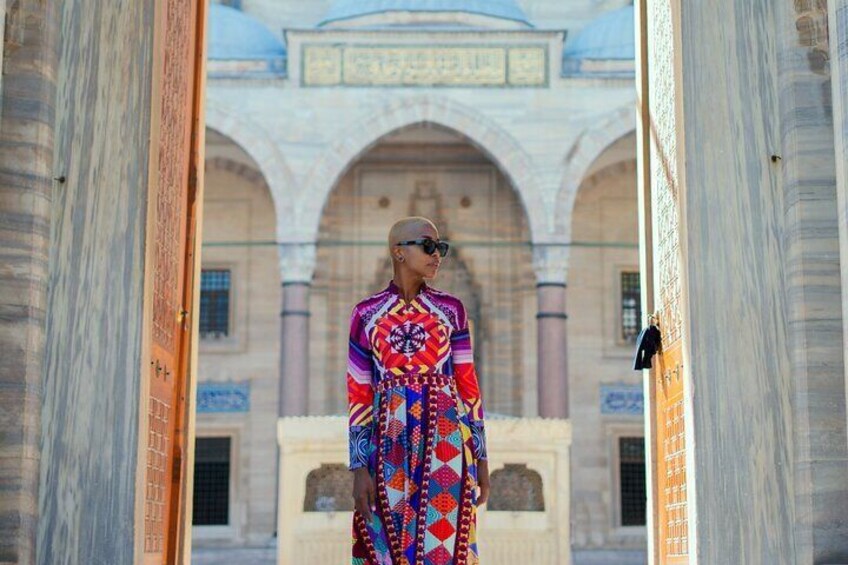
left=208, top=4, right=286, bottom=60
left=319, top=0, right=531, bottom=27
left=564, top=5, right=635, bottom=60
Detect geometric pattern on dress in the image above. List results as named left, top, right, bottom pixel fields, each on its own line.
left=421, top=386, right=466, bottom=564
left=388, top=321, right=428, bottom=355
left=377, top=382, right=429, bottom=564
left=352, top=506, right=393, bottom=565
left=371, top=303, right=450, bottom=376
left=349, top=282, right=485, bottom=564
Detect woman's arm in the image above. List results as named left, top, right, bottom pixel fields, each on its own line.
left=450, top=302, right=487, bottom=462
left=347, top=307, right=375, bottom=471
left=348, top=306, right=378, bottom=518
left=451, top=301, right=490, bottom=504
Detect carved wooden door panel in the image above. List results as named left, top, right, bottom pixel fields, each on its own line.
left=638, top=0, right=690, bottom=563
left=654, top=342, right=687, bottom=563
left=651, top=79, right=688, bottom=561
left=142, top=0, right=205, bottom=563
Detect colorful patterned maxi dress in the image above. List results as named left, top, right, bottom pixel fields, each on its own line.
left=348, top=280, right=488, bottom=565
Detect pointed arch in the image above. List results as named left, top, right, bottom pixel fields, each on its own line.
left=205, top=102, right=297, bottom=227
left=297, top=95, right=547, bottom=242
left=555, top=104, right=637, bottom=237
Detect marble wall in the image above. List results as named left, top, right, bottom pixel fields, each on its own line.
left=641, top=0, right=848, bottom=562
left=777, top=2, right=848, bottom=561
left=678, top=2, right=796, bottom=562
left=828, top=0, right=848, bottom=461
left=0, top=2, right=59, bottom=562
left=37, top=2, right=156, bottom=563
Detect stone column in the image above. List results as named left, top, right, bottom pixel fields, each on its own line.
left=533, top=244, right=570, bottom=419
left=829, top=0, right=848, bottom=455
left=0, top=3, right=58, bottom=563
left=278, top=243, right=316, bottom=417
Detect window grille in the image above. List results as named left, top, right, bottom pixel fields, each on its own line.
left=200, top=269, right=231, bottom=338
left=619, top=436, right=647, bottom=526
left=192, top=437, right=231, bottom=526
left=621, top=271, right=642, bottom=343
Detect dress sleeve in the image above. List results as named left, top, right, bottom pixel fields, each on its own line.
left=450, top=301, right=488, bottom=461
left=347, top=307, right=375, bottom=470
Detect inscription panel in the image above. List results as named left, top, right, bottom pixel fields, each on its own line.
left=197, top=381, right=251, bottom=413
left=302, top=44, right=548, bottom=87
left=600, top=384, right=644, bottom=415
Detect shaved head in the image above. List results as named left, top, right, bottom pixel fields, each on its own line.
left=388, top=216, right=442, bottom=279
left=388, top=217, right=438, bottom=249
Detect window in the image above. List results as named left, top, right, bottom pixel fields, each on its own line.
left=619, top=437, right=647, bottom=526
left=200, top=269, right=231, bottom=338
left=620, top=271, right=642, bottom=344
left=192, top=437, right=231, bottom=526
left=304, top=464, right=354, bottom=512
left=488, top=464, right=545, bottom=511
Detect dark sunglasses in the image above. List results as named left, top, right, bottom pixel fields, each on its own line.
left=396, top=238, right=450, bottom=257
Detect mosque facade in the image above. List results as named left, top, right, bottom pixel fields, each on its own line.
left=3, top=1, right=848, bottom=564
left=196, top=1, right=645, bottom=563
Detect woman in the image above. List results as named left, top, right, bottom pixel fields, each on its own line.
left=347, top=216, right=490, bottom=565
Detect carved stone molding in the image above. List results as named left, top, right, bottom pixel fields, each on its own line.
left=205, top=157, right=268, bottom=187
left=278, top=242, right=317, bottom=283
left=532, top=244, right=570, bottom=285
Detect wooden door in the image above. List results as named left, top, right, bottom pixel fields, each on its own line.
left=654, top=342, right=687, bottom=563
left=636, top=0, right=690, bottom=563
left=141, top=0, right=206, bottom=562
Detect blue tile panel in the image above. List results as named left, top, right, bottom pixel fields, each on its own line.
left=197, top=381, right=251, bottom=413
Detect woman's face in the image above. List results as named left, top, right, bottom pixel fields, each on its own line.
left=397, top=224, right=442, bottom=279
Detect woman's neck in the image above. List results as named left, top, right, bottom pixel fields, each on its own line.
left=392, top=272, right=425, bottom=302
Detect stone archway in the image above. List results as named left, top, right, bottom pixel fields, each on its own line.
left=206, top=102, right=297, bottom=235
left=297, top=95, right=548, bottom=243
left=555, top=104, right=637, bottom=237
left=308, top=121, right=537, bottom=417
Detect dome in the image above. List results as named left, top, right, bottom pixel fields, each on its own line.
left=318, top=0, right=532, bottom=27
left=563, top=5, right=635, bottom=60
left=208, top=4, right=286, bottom=60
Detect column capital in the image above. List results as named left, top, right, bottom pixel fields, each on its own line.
left=532, top=243, right=570, bottom=285
left=278, top=242, right=316, bottom=284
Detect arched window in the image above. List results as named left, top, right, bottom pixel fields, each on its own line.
left=303, top=464, right=353, bottom=512
left=487, top=464, right=545, bottom=511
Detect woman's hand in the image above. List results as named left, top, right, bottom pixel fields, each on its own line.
left=352, top=467, right=377, bottom=521
left=476, top=459, right=490, bottom=506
